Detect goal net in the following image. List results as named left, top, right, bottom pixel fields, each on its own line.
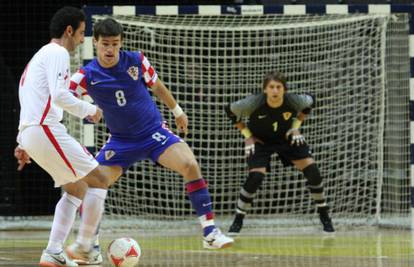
left=67, top=13, right=410, bottom=231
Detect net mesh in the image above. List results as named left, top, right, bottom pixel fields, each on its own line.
left=64, top=13, right=410, bottom=230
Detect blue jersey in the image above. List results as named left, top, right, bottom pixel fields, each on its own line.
left=70, top=50, right=161, bottom=140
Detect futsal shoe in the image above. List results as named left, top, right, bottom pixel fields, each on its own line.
left=66, top=242, right=103, bottom=265
left=318, top=206, right=335, bottom=233
left=203, top=228, right=234, bottom=249
left=39, top=250, right=78, bottom=267
left=228, top=213, right=245, bottom=236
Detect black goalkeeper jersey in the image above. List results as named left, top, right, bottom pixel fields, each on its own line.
left=248, top=100, right=297, bottom=144
left=229, top=93, right=314, bottom=145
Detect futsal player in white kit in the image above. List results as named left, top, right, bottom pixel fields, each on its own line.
left=14, top=6, right=121, bottom=267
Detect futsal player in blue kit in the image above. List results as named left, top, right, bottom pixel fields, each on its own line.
left=67, top=18, right=233, bottom=263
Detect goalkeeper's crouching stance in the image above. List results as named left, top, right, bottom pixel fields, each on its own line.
left=225, top=71, right=334, bottom=236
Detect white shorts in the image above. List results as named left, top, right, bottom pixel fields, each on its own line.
left=19, top=124, right=99, bottom=187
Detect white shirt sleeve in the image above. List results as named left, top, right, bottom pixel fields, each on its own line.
left=46, top=48, right=96, bottom=118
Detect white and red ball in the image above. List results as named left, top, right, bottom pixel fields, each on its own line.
left=107, top=237, right=141, bottom=267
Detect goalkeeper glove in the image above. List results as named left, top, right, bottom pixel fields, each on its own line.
left=286, top=128, right=306, bottom=146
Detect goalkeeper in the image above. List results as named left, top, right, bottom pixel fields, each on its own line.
left=226, top=71, right=335, bottom=235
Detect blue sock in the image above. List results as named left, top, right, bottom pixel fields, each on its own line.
left=186, top=178, right=216, bottom=236
left=203, top=225, right=216, bottom=237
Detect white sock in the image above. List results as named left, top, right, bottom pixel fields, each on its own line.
left=46, top=193, right=82, bottom=254
left=76, top=188, right=107, bottom=251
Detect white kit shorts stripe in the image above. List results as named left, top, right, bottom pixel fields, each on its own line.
left=19, top=123, right=99, bottom=187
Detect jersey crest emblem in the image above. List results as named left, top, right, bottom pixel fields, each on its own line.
left=127, top=66, right=139, bottom=80
left=283, top=112, right=292, bottom=120
left=105, top=150, right=116, bottom=160
left=57, top=69, right=69, bottom=80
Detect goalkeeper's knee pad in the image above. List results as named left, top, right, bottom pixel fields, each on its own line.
left=303, top=163, right=322, bottom=187
left=243, top=171, right=265, bottom=195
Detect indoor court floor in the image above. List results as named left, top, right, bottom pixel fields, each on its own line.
left=0, top=227, right=413, bottom=267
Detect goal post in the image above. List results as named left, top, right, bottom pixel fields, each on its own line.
left=64, top=8, right=413, bottom=231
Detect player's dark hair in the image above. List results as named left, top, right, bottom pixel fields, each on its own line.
left=49, top=6, right=85, bottom=38
left=93, top=18, right=124, bottom=40
left=262, top=71, right=288, bottom=91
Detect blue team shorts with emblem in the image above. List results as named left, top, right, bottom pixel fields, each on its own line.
left=96, top=124, right=183, bottom=172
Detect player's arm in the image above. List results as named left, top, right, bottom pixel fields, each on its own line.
left=225, top=102, right=256, bottom=157
left=141, top=52, right=188, bottom=135
left=68, top=69, right=102, bottom=123
left=47, top=49, right=100, bottom=120
left=285, top=94, right=315, bottom=145
left=150, top=79, right=179, bottom=111
left=226, top=94, right=265, bottom=156
left=69, top=69, right=88, bottom=98
left=226, top=94, right=264, bottom=136
left=150, top=79, right=188, bottom=135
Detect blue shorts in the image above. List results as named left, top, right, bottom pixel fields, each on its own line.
left=96, top=124, right=183, bottom=172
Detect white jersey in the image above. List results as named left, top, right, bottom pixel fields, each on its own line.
left=16, top=42, right=99, bottom=186
left=18, top=42, right=96, bottom=130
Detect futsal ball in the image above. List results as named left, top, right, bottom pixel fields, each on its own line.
left=107, top=237, right=141, bottom=267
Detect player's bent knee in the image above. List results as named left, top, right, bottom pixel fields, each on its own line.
left=243, top=171, right=265, bottom=194
left=180, top=158, right=201, bottom=178
left=99, top=165, right=123, bottom=186
left=303, top=163, right=322, bottom=186
left=62, top=180, right=88, bottom=199
left=84, top=167, right=111, bottom=189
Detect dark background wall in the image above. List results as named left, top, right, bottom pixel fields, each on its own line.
left=0, top=0, right=411, bottom=216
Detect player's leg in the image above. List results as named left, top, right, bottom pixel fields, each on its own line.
left=38, top=181, right=87, bottom=267
left=67, top=165, right=122, bottom=264
left=228, top=168, right=266, bottom=236
left=43, top=132, right=113, bottom=262
left=41, top=175, right=111, bottom=266
left=19, top=125, right=99, bottom=266
left=78, top=205, right=101, bottom=264
left=292, top=157, right=335, bottom=233
left=228, top=143, right=270, bottom=236
left=156, top=137, right=233, bottom=248
left=70, top=137, right=125, bottom=264
left=45, top=182, right=87, bottom=254
left=77, top=165, right=120, bottom=251
left=158, top=142, right=212, bottom=233
left=22, top=124, right=118, bottom=263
